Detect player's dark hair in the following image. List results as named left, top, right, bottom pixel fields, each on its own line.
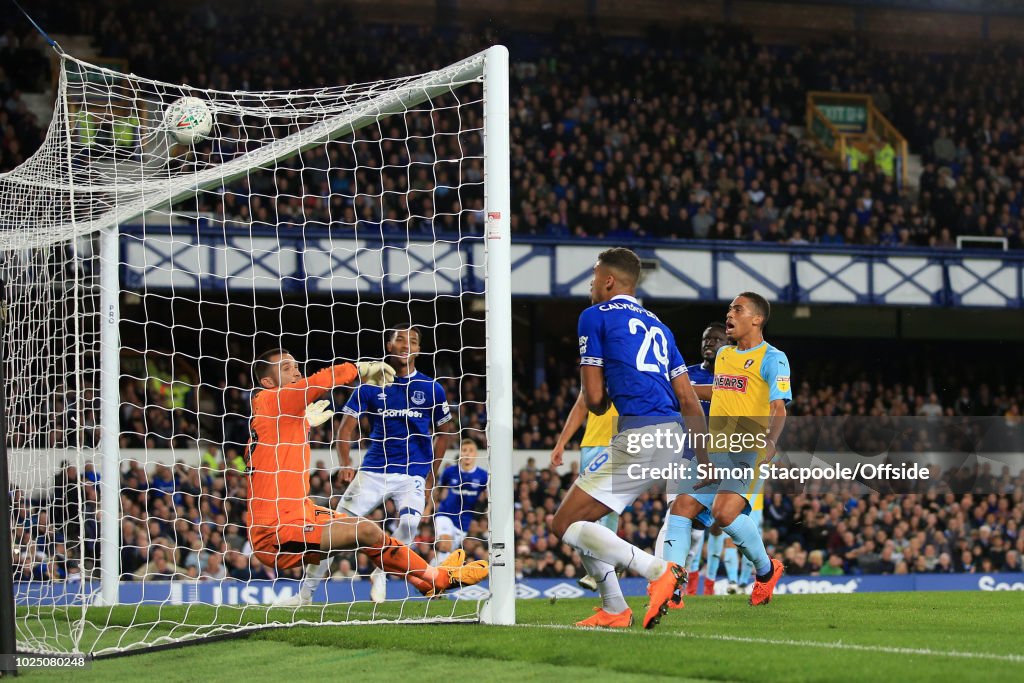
left=387, top=323, right=422, bottom=344
left=253, top=347, right=290, bottom=384
left=738, top=292, right=771, bottom=327
left=705, top=321, right=727, bottom=333
left=597, top=247, right=642, bottom=286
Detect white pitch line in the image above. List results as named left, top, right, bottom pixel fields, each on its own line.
left=518, top=623, right=1024, bottom=664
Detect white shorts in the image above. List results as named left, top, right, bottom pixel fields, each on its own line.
left=339, top=471, right=426, bottom=518
left=433, top=514, right=467, bottom=549
left=575, top=421, right=684, bottom=515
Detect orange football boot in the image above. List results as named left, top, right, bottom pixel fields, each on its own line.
left=575, top=607, right=634, bottom=628
left=410, top=549, right=467, bottom=597
left=704, top=577, right=716, bottom=596
left=643, top=562, right=685, bottom=629
left=749, top=558, right=785, bottom=606
left=686, top=571, right=699, bottom=596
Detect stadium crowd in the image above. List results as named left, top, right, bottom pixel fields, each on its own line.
left=12, top=343, right=1024, bottom=584
left=0, top=24, right=47, bottom=173
left=4, top=4, right=1024, bottom=248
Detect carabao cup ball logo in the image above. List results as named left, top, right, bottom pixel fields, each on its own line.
left=164, top=96, right=213, bottom=144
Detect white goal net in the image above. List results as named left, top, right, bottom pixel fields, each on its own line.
left=0, top=45, right=512, bottom=657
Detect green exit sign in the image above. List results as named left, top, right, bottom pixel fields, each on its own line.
left=818, top=104, right=867, bottom=131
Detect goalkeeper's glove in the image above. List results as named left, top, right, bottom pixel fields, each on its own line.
left=304, top=399, right=334, bottom=427
left=356, top=361, right=396, bottom=387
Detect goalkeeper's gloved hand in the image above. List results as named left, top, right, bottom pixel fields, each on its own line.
left=356, top=361, right=396, bottom=387
left=304, top=399, right=334, bottom=427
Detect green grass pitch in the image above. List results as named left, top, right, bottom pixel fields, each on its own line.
left=19, top=592, right=1024, bottom=682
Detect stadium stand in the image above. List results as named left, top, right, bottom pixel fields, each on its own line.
left=0, top=25, right=48, bottom=173
left=4, top=2, right=1024, bottom=247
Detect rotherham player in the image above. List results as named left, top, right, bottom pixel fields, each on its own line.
left=662, top=292, right=790, bottom=607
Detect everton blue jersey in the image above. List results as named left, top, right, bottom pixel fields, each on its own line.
left=686, top=362, right=714, bottom=417
left=578, top=294, right=687, bottom=420
left=343, top=370, right=452, bottom=478
left=435, top=464, right=489, bottom=531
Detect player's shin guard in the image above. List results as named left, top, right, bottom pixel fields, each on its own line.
left=563, top=520, right=666, bottom=581
left=705, top=532, right=726, bottom=584
left=661, top=514, right=693, bottom=568
left=721, top=516, right=772, bottom=577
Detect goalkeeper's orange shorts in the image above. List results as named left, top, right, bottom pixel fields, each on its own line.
left=249, top=500, right=346, bottom=570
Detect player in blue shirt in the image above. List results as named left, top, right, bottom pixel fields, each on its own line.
left=296, top=324, right=455, bottom=605
left=685, top=323, right=724, bottom=412
left=432, top=438, right=488, bottom=565
left=550, top=248, right=709, bottom=630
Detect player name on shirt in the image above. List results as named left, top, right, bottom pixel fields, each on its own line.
left=577, top=294, right=688, bottom=420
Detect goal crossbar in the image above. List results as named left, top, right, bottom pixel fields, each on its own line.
left=0, top=50, right=487, bottom=248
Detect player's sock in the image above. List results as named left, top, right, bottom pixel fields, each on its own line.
left=724, top=547, right=740, bottom=583
left=721, top=516, right=772, bottom=578
left=598, top=511, right=620, bottom=534
left=687, top=528, right=704, bottom=573
left=365, top=533, right=446, bottom=591
left=740, top=556, right=755, bottom=585
left=654, top=517, right=667, bottom=557
left=661, top=514, right=693, bottom=568
left=705, top=532, right=726, bottom=583
left=580, top=554, right=628, bottom=614
left=300, top=560, right=330, bottom=599
left=392, top=509, right=421, bottom=545
left=563, top=520, right=666, bottom=581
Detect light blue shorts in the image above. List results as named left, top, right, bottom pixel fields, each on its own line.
left=678, top=451, right=757, bottom=519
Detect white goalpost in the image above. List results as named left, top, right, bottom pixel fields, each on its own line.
left=0, top=44, right=512, bottom=656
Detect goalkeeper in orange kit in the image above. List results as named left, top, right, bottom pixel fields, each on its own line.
left=245, top=348, right=487, bottom=602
